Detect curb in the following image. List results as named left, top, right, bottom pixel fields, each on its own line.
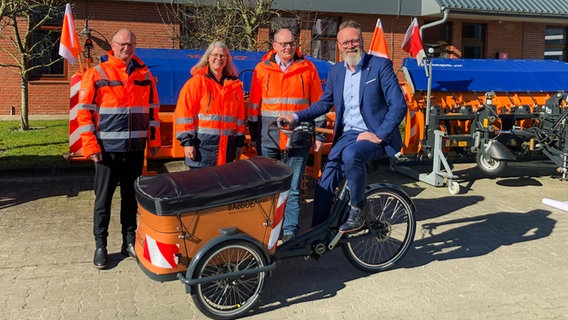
left=0, top=162, right=94, bottom=178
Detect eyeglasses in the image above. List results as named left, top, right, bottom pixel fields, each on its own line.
left=112, top=42, right=135, bottom=48
left=210, top=53, right=227, bottom=60
left=339, top=38, right=361, bottom=48
left=273, top=41, right=296, bottom=48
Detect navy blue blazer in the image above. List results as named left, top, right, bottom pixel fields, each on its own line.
left=296, top=53, right=407, bottom=157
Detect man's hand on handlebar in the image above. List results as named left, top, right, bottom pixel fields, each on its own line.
left=277, top=114, right=296, bottom=128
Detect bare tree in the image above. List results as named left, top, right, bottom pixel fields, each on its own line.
left=156, top=1, right=338, bottom=59
left=0, top=0, right=64, bottom=130
left=159, top=0, right=281, bottom=51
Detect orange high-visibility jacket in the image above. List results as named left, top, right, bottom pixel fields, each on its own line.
left=76, top=52, right=161, bottom=157
left=248, top=50, right=323, bottom=150
left=175, top=66, right=245, bottom=167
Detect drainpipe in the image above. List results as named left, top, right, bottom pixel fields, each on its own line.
left=420, top=7, right=449, bottom=128
left=420, top=6, right=449, bottom=37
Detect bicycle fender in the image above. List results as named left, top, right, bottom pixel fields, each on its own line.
left=180, top=229, right=271, bottom=294
left=366, top=183, right=416, bottom=209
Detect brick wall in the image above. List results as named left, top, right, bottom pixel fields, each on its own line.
left=0, top=4, right=551, bottom=117
left=486, top=20, right=524, bottom=59
left=523, top=23, right=546, bottom=59
left=0, top=1, right=178, bottom=117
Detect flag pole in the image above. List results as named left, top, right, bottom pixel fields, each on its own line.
left=77, top=52, right=85, bottom=75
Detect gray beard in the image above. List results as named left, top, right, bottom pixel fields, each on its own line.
left=343, top=51, right=362, bottom=67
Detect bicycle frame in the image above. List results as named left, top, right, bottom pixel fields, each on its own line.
left=274, top=178, right=350, bottom=259
left=269, top=121, right=352, bottom=260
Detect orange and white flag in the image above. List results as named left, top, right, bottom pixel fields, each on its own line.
left=368, top=18, right=390, bottom=59
left=402, top=18, right=426, bottom=66
left=58, top=3, right=82, bottom=65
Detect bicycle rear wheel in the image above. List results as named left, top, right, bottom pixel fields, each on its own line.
left=342, top=185, right=416, bottom=273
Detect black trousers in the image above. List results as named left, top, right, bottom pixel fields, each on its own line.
left=92, top=151, right=144, bottom=248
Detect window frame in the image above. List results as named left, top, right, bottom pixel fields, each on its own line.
left=544, top=26, right=567, bottom=61
left=462, top=23, right=486, bottom=59
left=29, top=6, right=67, bottom=82
left=310, top=16, right=339, bottom=62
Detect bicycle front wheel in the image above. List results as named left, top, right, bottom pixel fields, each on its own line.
left=342, top=185, right=416, bottom=273
left=190, top=241, right=267, bottom=319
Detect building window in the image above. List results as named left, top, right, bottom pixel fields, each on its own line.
left=462, top=23, right=486, bottom=58
left=30, top=6, right=65, bottom=80
left=311, top=17, right=338, bottom=62
left=422, top=21, right=455, bottom=58
left=545, top=27, right=567, bottom=61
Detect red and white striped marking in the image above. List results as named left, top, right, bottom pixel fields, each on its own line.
left=268, top=190, right=289, bottom=249
left=69, top=73, right=83, bottom=156
left=408, top=110, right=419, bottom=147
left=143, top=234, right=180, bottom=269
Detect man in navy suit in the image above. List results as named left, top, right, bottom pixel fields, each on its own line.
left=279, top=20, right=407, bottom=232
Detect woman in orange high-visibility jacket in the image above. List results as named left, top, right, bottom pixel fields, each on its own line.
left=175, top=41, right=245, bottom=169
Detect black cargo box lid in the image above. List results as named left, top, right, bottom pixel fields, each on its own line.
left=135, top=156, right=293, bottom=216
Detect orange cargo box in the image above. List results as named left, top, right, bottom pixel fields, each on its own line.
left=134, top=157, right=293, bottom=280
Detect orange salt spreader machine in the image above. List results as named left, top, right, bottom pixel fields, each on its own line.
left=393, top=56, right=568, bottom=193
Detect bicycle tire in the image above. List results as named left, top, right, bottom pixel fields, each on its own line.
left=342, top=185, right=416, bottom=273
left=190, top=241, right=267, bottom=319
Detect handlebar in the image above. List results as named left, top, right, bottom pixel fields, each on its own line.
left=276, top=119, right=334, bottom=136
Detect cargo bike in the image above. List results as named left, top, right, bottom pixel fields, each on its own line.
left=133, top=122, right=417, bottom=319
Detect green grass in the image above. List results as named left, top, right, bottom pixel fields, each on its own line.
left=0, top=118, right=407, bottom=171
left=0, top=120, right=70, bottom=170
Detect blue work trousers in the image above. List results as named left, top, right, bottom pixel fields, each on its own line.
left=311, top=131, right=386, bottom=227
left=261, top=146, right=309, bottom=235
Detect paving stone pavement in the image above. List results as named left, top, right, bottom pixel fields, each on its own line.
left=0, top=159, right=567, bottom=320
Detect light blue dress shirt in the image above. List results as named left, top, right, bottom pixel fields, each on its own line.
left=342, top=60, right=368, bottom=132
left=275, top=54, right=293, bottom=72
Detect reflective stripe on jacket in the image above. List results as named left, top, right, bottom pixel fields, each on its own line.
left=76, top=52, right=161, bottom=157
left=175, top=66, right=245, bottom=167
left=248, top=50, right=323, bottom=149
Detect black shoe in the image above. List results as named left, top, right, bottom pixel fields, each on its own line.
left=121, top=243, right=137, bottom=259
left=93, top=248, right=108, bottom=269
left=339, top=203, right=370, bottom=233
